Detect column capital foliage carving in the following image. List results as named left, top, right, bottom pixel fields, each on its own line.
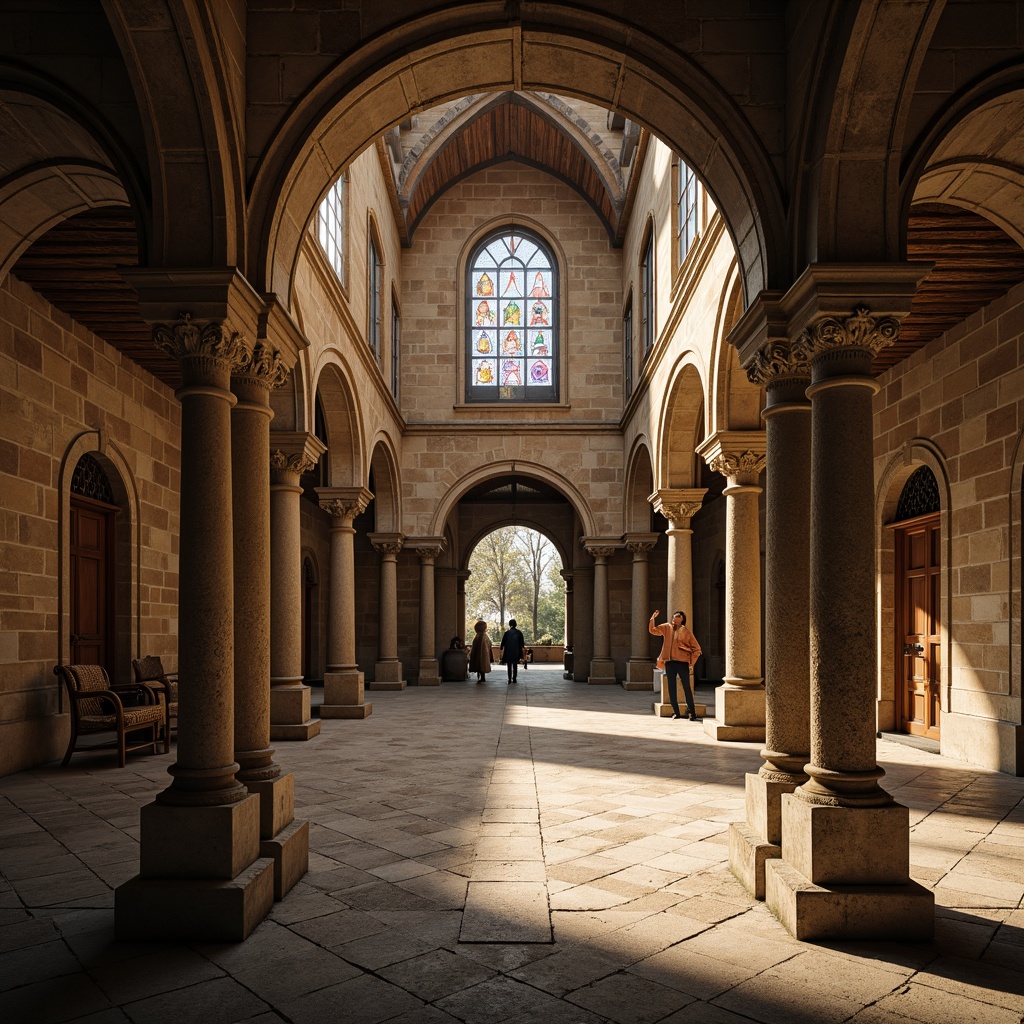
left=804, top=306, right=899, bottom=358
left=659, top=501, right=704, bottom=523
left=625, top=539, right=657, bottom=555
left=270, top=449, right=318, bottom=475
left=319, top=498, right=368, bottom=522
left=233, top=341, right=290, bottom=390
left=745, top=335, right=812, bottom=387
left=153, top=314, right=245, bottom=374
left=586, top=546, right=617, bottom=560
left=708, top=450, right=767, bottom=478
left=414, top=545, right=445, bottom=560
left=370, top=538, right=404, bottom=557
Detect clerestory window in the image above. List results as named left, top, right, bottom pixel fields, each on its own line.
left=466, top=228, right=558, bottom=403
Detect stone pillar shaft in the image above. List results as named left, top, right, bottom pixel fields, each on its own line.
left=584, top=543, right=618, bottom=684
left=624, top=533, right=659, bottom=689
left=414, top=542, right=444, bottom=685
left=269, top=434, right=325, bottom=740
left=317, top=488, right=373, bottom=717
left=368, top=534, right=406, bottom=689
left=231, top=373, right=278, bottom=782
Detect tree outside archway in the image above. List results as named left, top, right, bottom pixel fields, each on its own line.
left=466, top=527, right=564, bottom=643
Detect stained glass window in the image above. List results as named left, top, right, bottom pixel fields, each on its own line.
left=466, top=228, right=557, bottom=402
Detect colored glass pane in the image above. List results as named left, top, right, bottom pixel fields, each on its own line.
left=466, top=228, right=557, bottom=403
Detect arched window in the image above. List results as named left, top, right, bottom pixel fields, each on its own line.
left=466, top=228, right=558, bottom=403
left=317, top=174, right=346, bottom=284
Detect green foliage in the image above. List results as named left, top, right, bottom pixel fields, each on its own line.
left=466, top=526, right=565, bottom=642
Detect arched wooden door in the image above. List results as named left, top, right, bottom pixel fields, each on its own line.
left=892, top=467, right=941, bottom=740
left=69, top=455, right=117, bottom=674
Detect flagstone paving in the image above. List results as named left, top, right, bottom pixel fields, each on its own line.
left=1, top=666, right=1023, bottom=1023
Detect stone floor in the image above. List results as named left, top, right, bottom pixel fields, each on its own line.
left=2, top=666, right=1023, bottom=1024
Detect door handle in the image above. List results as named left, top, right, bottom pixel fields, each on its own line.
left=903, top=643, right=924, bottom=656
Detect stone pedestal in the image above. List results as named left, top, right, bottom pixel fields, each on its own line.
left=322, top=669, right=373, bottom=718
left=270, top=681, right=318, bottom=740
left=729, top=773, right=794, bottom=897
left=702, top=683, right=765, bottom=741
left=624, top=660, right=654, bottom=689
left=765, top=797, right=933, bottom=941
left=651, top=670, right=706, bottom=717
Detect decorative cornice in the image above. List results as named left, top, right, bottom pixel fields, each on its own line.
left=232, top=341, right=290, bottom=390
left=153, top=314, right=245, bottom=374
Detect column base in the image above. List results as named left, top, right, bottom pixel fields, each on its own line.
left=140, top=795, right=261, bottom=879
left=270, top=720, right=321, bottom=741
left=765, top=858, right=934, bottom=941
left=244, top=772, right=295, bottom=840
left=701, top=683, right=765, bottom=742
left=369, top=660, right=407, bottom=690
left=729, top=821, right=780, bottom=901
left=653, top=701, right=707, bottom=718
left=416, top=658, right=441, bottom=686
left=270, top=683, right=320, bottom=741
left=115, top=857, right=274, bottom=942
left=260, top=818, right=309, bottom=901
left=320, top=702, right=373, bottom=719
left=588, top=657, right=617, bottom=684
left=622, top=659, right=654, bottom=689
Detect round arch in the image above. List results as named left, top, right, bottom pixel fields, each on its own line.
left=708, top=271, right=760, bottom=434
left=57, top=430, right=141, bottom=685
left=312, top=356, right=365, bottom=487
left=624, top=436, right=656, bottom=534
left=368, top=433, right=402, bottom=534
left=248, top=13, right=786, bottom=307
left=461, top=518, right=572, bottom=579
left=658, top=356, right=708, bottom=490
left=875, top=440, right=953, bottom=736
left=429, top=460, right=596, bottom=539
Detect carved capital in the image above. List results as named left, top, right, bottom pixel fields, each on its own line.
left=707, top=450, right=767, bottom=479
left=316, top=486, right=374, bottom=523
left=585, top=546, right=616, bottom=561
left=624, top=532, right=659, bottom=556
left=649, top=488, right=707, bottom=527
left=369, top=532, right=405, bottom=558
left=414, top=543, right=445, bottom=561
left=745, top=335, right=812, bottom=387
left=232, top=341, right=290, bottom=390
left=270, top=449, right=318, bottom=475
left=802, top=306, right=899, bottom=360
left=153, top=314, right=246, bottom=379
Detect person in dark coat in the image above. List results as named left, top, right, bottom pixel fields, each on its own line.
left=500, top=618, right=526, bottom=684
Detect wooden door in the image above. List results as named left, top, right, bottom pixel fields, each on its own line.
left=896, top=516, right=940, bottom=739
left=70, top=496, right=115, bottom=673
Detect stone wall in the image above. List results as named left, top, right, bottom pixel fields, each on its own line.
left=0, top=276, right=181, bottom=776
left=873, top=278, right=1024, bottom=773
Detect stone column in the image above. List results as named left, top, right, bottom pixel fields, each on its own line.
left=231, top=346, right=308, bottom=901
left=367, top=533, right=406, bottom=689
left=729, top=311, right=812, bottom=899
left=413, top=539, right=445, bottom=685
left=584, top=539, right=619, bottom=684
left=760, top=277, right=933, bottom=941
left=650, top=489, right=706, bottom=618
left=115, top=305, right=273, bottom=942
left=560, top=569, right=574, bottom=679
left=317, top=487, right=374, bottom=718
left=697, top=433, right=767, bottom=742
left=268, top=433, right=325, bottom=740
left=623, top=533, right=659, bottom=690
left=456, top=570, right=470, bottom=644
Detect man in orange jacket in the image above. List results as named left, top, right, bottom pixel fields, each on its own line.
left=649, top=609, right=702, bottom=720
